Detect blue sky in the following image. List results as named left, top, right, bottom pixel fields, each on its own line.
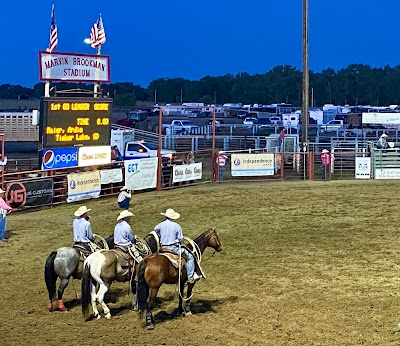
left=2, top=0, right=400, bottom=88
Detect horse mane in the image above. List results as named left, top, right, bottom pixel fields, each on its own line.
left=193, top=228, right=213, bottom=249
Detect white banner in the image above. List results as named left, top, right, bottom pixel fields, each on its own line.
left=39, top=51, right=110, bottom=82
left=355, top=157, right=371, bottom=179
left=124, top=158, right=158, bottom=190
left=375, top=168, right=400, bottom=179
left=78, top=146, right=111, bottom=167
left=67, top=171, right=101, bottom=203
left=172, top=163, right=202, bottom=183
left=231, top=153, right=274, bottom=176
left=362, top=112, right=400, bottom=124
left=100, top=168, right=123, bottom=184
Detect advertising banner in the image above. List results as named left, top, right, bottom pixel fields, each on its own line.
left=78, top=146, right=111, bottom=167
left=42, top=147, right=78, bottom=170
left=375, top=168, right=400, bottom=180
left=124, top=158, right=158, bottom=191
left=100, top=168, right=123, bottom=184
left=39, top=51, right=110, bottom=82
left=231, top=153, right=274, bottom=176
left=5, top=178, right=53, bottom=209
left=362, top=112, right=400, bottom=124
left=172, top=163, right=203, bottom=183
left=355, top=157, right=371, bottom=179
left=67, top=171, right=101, bottom=203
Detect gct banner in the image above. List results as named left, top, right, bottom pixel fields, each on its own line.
left=5, top=178, right=54, bottom=209
left=42, top=147, right=78, bottom=170
left=124, top=158, right=158, bottom=191
left=172, top=163, right=203, bottom=183
left=67, top=171, right=101, bottom=203
left=231, top=153, right=275, bottom=176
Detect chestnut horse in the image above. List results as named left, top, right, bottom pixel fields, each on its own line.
left=137, top=227, right=222, bottom=329
left=81, top=232, right=159, bottom=320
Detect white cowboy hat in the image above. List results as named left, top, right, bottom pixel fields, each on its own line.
left=160, top=208, right=180, bottom=220
left=381, top=133, right=388, bottom=138
left=219, top=150, right=225, bottom=154
left=74, top=206, right=91, bottom=217
left=120, top=186, right=129, bottom=191
left=117, top=210, right=134, bottom=221
left=0, top=188, right=5, bottom=194
left=388, top=141, right=395, bottom=148
left=322, top=149, right=329, bottom=153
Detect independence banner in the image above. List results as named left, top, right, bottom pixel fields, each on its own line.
left=231, top=153, right=275, bottom=176
left=100, top=168, right=123, bottom=184
left=124, top=158, right=158, bottom=191
left=172, top=163, right=202, bottom=183
left=67, top=171, right=101, bottom=203
left=6, top=178, right=53, bottom=210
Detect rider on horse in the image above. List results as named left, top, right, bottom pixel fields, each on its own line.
left=73, top=206, right=96, bottom=253
left=154, top=208, right=202, bottom=284
left=114, top=210, right=143, bottom=262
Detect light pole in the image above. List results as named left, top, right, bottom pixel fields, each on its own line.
left=301, top=0, right=309, bottom=146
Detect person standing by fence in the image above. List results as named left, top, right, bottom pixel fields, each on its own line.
left=278, top=128, right=286, bottom=151
left=321, top=149, right=335, bottom=180
left=216, top=151, right=229, bottom=182
left=0, top=188, right=11, bottom=241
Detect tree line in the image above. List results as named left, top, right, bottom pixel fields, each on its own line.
left=2, top=64, right=400, bottom=107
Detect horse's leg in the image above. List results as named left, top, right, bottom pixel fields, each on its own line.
left=177, top=280, right=185, bottom=316
left=97, top=283, right=111, bottom=319
left=131, top=279, right=138, bottom=310
left=57, top=277, right=69, bottom=311
left=146, top=287, right=159, bottom=330
left=184, top=283, right=195, bottom=316
left=90, top=281, right=101, bottom=319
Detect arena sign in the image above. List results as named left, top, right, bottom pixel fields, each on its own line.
left=39, top=51, right=110, bottom=83
left=41, top=147, right=78, bottom=170
left=40, top=97, right=112, bottom=148
left=231, top=153, right=275, bottom=176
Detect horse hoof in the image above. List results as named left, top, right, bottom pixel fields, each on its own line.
left=48, top=304, right=54, bottom=312
left=105, top=313, right=111, bottom=319
left=185, top=311, right=192, bottom=317
left=95, top=314, right=101, bottom=320
left=146, top=324, right=154, bottom=330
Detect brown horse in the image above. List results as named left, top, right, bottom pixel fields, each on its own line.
left=81, top=233, right=159, bottom=320
left=137, top=227, right=222, bottom=329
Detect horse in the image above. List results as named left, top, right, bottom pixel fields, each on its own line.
left=44, top=234, right=114, bottom=312
left=137, top=227, right=222, bottom=329
left=81, top=232, right=159, bottom=320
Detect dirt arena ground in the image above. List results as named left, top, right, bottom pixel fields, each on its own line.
left=1, top=180, right=400, bottom=345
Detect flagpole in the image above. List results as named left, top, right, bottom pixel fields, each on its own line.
left=94, top=45, right=101, bottom=98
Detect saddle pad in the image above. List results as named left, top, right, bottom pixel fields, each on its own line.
left=111, top=248, right=134, bottom=269
left=160, top=253, right=186, bottom=269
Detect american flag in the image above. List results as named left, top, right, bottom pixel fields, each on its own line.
left=48, top=5, right=58, bottom=53
left=90, top=15, right=106, bottom=49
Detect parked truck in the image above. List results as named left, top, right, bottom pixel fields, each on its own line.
left=162, top=120, right=199, bottom=135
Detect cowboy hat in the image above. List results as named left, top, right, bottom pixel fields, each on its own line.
left=321, top=149, right=329, bottom=153
left=388, top=141, right=395, bottom=148
left=120, top=186, right=129, bottom=191
left=0, top=188, right=5, bottom=194
left=117, top=210, right=134, bottom=221
left=74, top=206, right=91, bottom=217
left=160, top=208, right=180, bottom=220
left=218, top=150, right=225, bottom=154
left=381, top=133, right=388, bottom=138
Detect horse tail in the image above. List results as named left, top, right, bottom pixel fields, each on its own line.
left=81, top=262, right=92, bottom=321
left=44, top=251, right=58, bottom=301
left=137, top=259, right=149, bottom=316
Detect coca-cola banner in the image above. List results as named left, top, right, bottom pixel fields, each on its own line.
left=172, top=163, right=202, bottom=183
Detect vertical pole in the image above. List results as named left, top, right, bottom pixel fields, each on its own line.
left=211, top=107, right=216, bottom=182
left=1, top=134, right=4, bottom=188
left=301, top=0, right=309, bottom=147
left=180, top=89, right=183, bottom=104
left=156, top=107, right=163, bottom=191
left=94, top=45, right=101, bottom=98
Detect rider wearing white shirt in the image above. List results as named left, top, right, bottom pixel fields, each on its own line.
left=114, top=210, right=136, bottom=250
left=73, top=206, right=94, bottom=252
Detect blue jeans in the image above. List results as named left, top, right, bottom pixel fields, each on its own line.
left=219, top=166, right=225, bottom=181
left=0, top=216, right=6, bottom=240
left=163, top=245, right=195, bottom=279
left=118, top=198, right=130, bottom=209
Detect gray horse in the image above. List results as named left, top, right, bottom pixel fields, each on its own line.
left=44, top=235, right=114, bottom=311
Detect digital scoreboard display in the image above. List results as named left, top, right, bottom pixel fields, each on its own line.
left=40, top=98, right=112, bottom=148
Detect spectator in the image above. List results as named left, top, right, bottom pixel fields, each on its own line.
left=278, top=128, right=286, bottom=151
left=117, top=186, right=132, bottom=209
left=216, top=151, right=229, bottom=182
left=376, top=133, right=388, bottom=149
left=111, top=145, right=123, bottom=162
left=0, top=188, right=11, bottom=241
left=186, top=151, right=195, bottom=164
left=321, top=149, right=335, bottom=180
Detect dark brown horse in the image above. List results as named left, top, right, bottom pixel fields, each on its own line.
left=137, top=227, right=222, bottom=329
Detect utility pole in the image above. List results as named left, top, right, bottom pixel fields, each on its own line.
left=301, top=0, right=309, bottom=146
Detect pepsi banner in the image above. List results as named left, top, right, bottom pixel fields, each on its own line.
left=42, top=147, right=78, bottom=170
left=5, top=178, right=54, bottom=210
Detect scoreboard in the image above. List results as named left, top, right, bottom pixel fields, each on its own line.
left=40, top=98, right=112, bottom=148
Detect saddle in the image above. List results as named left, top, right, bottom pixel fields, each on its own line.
left=159, top=252, right=186, bottom=269
left=112, top=246, right=135, bottom=269
left=73, top=244, right=93, bottom=258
